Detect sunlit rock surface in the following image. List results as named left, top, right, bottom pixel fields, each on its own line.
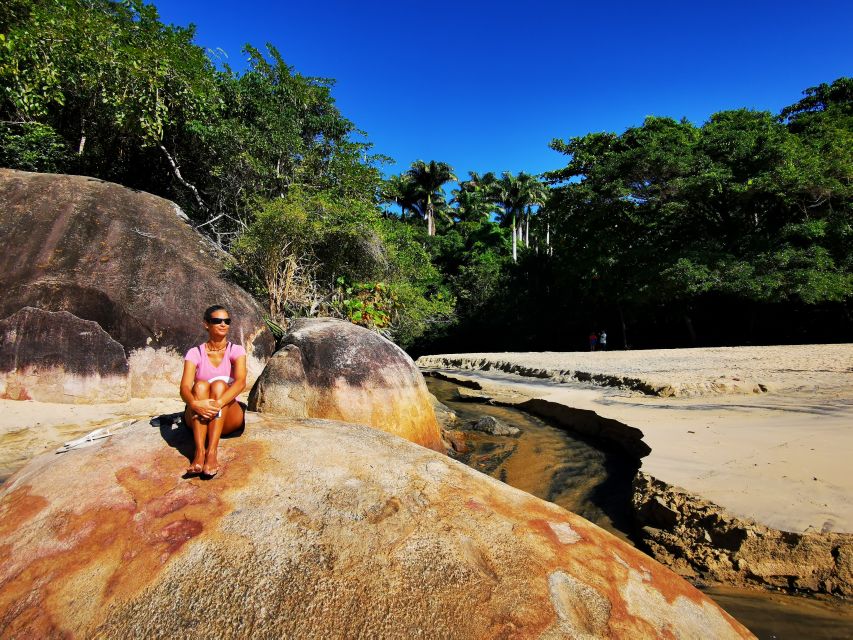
left=0, top=414, right=753, bottom=638
left=249, top=318, right=444, bottom=451
left=0, top=169, right=274, bottom=401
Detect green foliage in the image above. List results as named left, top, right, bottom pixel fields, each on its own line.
left=0, top=0, right=219, bottom=160
left=229, top=189, right=455, bottom=347
left=403, top=160, right=457, bottom=236
left=0, top=1, right=384, bottom=241
left=0, top=121, right=68, bottom=171
left=194, top=44, right=387, bottom=234
left=337, top=279, right=395, bottom=329
left=3, top=3, right=849, bottom=348
left=545, top=85, right=853, bottom=318
left=452, top=249, right=508, bottom=313
left=378, top=219, right=456, bottom=346
left=229, top=189, right=324, bottom=318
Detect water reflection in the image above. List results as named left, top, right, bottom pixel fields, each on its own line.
left=427, top=375, right=638, bottom=542
left=425, top=375, right=853, bottom=640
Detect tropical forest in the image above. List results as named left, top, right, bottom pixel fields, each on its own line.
left=2, top=0, right=851, bottom=354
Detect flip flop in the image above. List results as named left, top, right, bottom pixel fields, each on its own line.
left=55, top=427, right=113, bottom=454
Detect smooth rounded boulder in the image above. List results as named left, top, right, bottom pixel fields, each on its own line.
left=0, top=169, right=274, bottom=401
left=249, top=317, right=445, bottom=451
left=0, top=307, right=129, bottom=402
left=0, top=414, right=753, bottom=639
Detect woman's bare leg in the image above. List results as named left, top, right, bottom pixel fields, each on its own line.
left=202, top=381, right=245, bottom=476
left=221, top=396, right=245, bottom=436
left=185, top=381, right=210, bottom=474
left=203, top=380, right=228, bottom=475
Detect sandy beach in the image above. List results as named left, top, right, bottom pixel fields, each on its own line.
left=418, top=345, right=853, bottom=534
left=0, top=397, right=184, bottom=483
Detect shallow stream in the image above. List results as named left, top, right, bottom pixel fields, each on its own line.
left=425, top=375, right=853, bottom=640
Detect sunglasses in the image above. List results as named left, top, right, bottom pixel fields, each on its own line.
left=207, top=318, right=232, bottom=325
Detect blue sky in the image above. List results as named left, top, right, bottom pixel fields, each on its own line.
left=153, top=1, right=853, bottom=181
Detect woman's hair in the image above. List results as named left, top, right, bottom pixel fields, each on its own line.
left=203, top=305, right=228, bottom=322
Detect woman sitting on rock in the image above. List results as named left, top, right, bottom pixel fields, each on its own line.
left=180, top=305, right=247, bottom=477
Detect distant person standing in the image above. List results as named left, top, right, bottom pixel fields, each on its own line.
left=588, top=331, right=598, bottom=351
left=599, top=330, right=607, bottom=351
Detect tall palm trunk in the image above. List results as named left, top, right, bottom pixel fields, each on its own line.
left=524, top=206, right=530, bottom=246
left=427, top=194, right=435, bottom=236
left=511, top=210, right=517, bottom=262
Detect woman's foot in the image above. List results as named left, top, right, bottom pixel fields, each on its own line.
left=202, top=449, right=219, bottom=478
left=186, top=450, right=206, bottom=476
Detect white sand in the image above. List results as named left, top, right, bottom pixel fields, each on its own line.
left=418, top=345, right=853, bottom=534
left=0, top=397, right=184, bottom=482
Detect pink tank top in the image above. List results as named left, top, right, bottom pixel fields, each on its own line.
left=184, top=342, right=247, bottom=382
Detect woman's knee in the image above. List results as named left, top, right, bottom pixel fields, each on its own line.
left=210, top=380, right=228, bottom=399
left=192, top=381, right=210, bottom=398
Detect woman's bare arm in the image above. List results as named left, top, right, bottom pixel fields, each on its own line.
left=180, top=360, right=218, bottom=419
left=212, top=356, right=247, bottom=409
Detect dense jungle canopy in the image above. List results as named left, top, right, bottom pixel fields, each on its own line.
left=2, top=0, right=852, bottom=352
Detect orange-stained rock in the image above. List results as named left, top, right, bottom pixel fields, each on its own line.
left=249, top=318, right=445, bottom=451
left=0, top=414, right=754, bottom=639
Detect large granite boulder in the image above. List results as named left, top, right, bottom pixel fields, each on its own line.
left=0, top=414, right=753, bottom=638
left=249, top=318, right=444, bottom=451
left=0, top=307, right=129, bottom=402
left=0, top=169, right=274, bottom=401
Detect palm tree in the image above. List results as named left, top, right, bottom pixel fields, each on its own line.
left=451, top=186, right=497, bottom=223
left=517, top=173, right=547, bottom=247
left=536, top=190, right=556, bottom=255
left=406, top=160, right=457, bottom=236
left=490, top=172, right=524, bottom=262
left=380, top=174, right=420, bottom=221
left=488, top=172, right=549, bottom=261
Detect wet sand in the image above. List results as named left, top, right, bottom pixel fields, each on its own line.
left=418, top=346, right=853, bottom=535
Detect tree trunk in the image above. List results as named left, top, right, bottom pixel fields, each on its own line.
left=427, top=195, right=434, bottom=236
left=511, top=211, right=517, bottom=262
left=619, top=304, right=628, bottom=350
left=78, top=117, right=86, bottom=156
left=159, top=144, right=208, bottom=213
left=524, top=207, right=530, bottom=247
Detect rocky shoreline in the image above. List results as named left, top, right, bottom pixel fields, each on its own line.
left=422, top=366, right=853, bottom=597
